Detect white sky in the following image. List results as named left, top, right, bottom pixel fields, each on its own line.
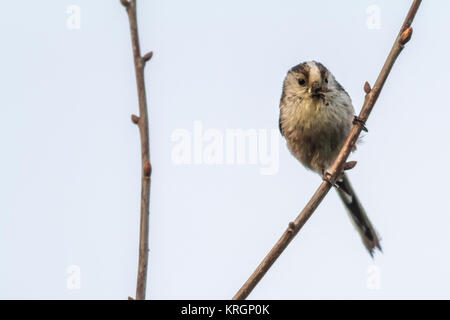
left=1, top=0, right=449, bottom=299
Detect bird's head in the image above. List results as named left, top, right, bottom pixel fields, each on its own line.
left=282, top=61, right=339, bottom=101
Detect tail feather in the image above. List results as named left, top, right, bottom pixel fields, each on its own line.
left=336, top=173, right=381, bottom=257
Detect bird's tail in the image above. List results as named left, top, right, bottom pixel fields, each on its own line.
left=336, top=173, right=382, bottom=257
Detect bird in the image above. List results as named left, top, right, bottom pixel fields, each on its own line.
left=278, top=60, right=381, bottom=256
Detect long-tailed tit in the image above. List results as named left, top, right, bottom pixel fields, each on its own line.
left=279, top=61, right=381, bottom=256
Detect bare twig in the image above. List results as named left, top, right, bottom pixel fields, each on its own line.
left=121, top=0, right=152, bottom=300
left=233, top=0, right=422, bottom=300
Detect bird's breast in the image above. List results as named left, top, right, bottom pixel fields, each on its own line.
left=282, top=97, right=344, bottom=137
left=280, top=96, right=353, bottom=172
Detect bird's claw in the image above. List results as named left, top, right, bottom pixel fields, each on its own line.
left=353, top=116, right=368, bottom=132
left=322, top=171, right=340, bottom=188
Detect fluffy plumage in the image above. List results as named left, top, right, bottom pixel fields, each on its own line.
left=279, top=61, right=381, bottom=255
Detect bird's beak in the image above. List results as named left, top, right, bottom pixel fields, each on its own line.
left=310, top=81, right=322, bottom=96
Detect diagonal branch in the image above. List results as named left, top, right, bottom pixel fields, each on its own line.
left=121, top=0, right=153, bottom=300
left=233, top=0, right=422, bottom=300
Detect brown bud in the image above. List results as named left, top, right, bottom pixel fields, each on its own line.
left=142, top=51, right=153, bottom=63
left=344, top=161, right=357, bottom=171
left=143, top=161, right=152, bottom=177
left=287, top=222, right=296, bottom=233
left=131, top=114, right=139, bottom=124
left=128, top=296, right=134, bottom=300
left=364, top=81, right=371, bottom=94
left=400, top=27, right=413, bottom=45
left=120, top=0, right=130, bottom=7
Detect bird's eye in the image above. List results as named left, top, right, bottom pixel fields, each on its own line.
left=298, top=79, right=306, bottom=86
left=325, top=78, right=328, bottom=83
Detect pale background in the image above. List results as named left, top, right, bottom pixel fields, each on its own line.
left=1, top=0, right=448, bottom=299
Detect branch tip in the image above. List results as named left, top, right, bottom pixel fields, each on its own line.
left=364, top=81, right=371, bottom=94
left=400, top=26, right=413, bottom=45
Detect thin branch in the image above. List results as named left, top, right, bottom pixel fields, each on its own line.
left=233, top=0, right=422, bottom=300
left=121, top=0, right=152, bottom=300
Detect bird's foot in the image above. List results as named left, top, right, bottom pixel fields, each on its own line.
left=353, top=116, right=368, bottom=132
left=322, top=170, right=340, bottom=188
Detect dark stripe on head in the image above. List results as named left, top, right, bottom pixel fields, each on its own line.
left=314, top=61, right=329, bottom=80
left=290, top=62, right=309, bottom=78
